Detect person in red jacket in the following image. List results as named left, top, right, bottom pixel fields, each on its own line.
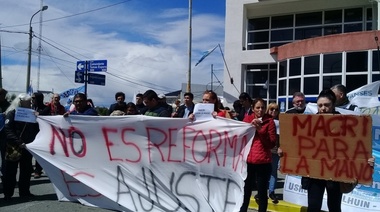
left=240, top=98, right=277, bottom=212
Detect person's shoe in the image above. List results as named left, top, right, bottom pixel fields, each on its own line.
left=34, top=172, right=41, bottom=179
left=20, top=193, right=36, bottom=198
left=269, top=192, right=279, bottom=204
left=254, top=194, right=259, bottom=202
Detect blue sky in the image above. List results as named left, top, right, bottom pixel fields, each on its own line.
left=0, top=0, right=226, bottom=106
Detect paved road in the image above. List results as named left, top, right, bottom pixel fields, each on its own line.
left=0, top=173, right=258, bottom=212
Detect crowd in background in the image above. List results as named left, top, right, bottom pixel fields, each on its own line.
left=0, top=85, right=375, bottom=212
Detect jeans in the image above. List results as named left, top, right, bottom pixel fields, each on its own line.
left=269, top=153, right=280, bottom=193
left=307, top=178, right=342, bottom=212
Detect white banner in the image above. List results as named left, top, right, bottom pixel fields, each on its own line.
left=27, top=116, right=254, bottom=212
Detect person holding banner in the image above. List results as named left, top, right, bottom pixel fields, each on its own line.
left=240, top=98, right=276, bottom=212
left=303, top=89, right=342, bottom=212
left=202, top=90, right=226, bottom=117
left=3, top=94, right=38, bottom=201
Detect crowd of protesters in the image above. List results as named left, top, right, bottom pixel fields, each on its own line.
left=0, top=85, right=375, bottom=212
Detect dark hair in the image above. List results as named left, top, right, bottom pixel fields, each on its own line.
left=114, top=102, right=127, bottom=111
left=115, top=92, right=125, bottom=100
left=317, top=89, right=336, bottom=105
left=239, top=92, right=252, bottom=103
left=136, top=93, right=143, bottom=98
left=203, top=90, right=218, bottom=111
left=252, top=97, right=266, bottom=110
left=143, top=90, right=158, bottom=101
left=126, top=102, right=137, bottom=110
left=0, top=88, right=8, bottom=96
left=33, top=92, right=45, bottom=108
left=331, top=84, right=347, bottom=96
left=233, top=100, right=242, bottom=112
left=74, top=93, right=87, bottom=101
left=184, top=92, right=194, bottom=100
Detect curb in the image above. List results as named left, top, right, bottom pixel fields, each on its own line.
left=249, top=197, right=307, bottom=212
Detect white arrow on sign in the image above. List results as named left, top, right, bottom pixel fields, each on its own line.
left=77, top=62, right=85, bottom=71
left=76, top=71, right=83, bottom=83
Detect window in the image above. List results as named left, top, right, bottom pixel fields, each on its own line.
left=325, top=10, right=342, bottom=24
left=272, top=15, right=293, bottom=28
left=246, top=71, right=268, bottom=84
left=346, top=75, right=367, bottom=92
left=323, top=53, right=342, bottom=73
left=295, top=27, right=322, bottom=40
left=279, top=61, right=287, bottom=78
left=289, top=58, right=301, bottom=76
left=296, top=12, right=322, bottom=26
left=289, top=78, right=301, bottom=95
left=271, top=29, right=293, bottom=42
left=304, top=55, right=320, bottom=75
left=323, top=75, right=341, bottom=89
left=279, top=80, right=287, bottom=96
left=304, top=77, right=319, bottom=95
left=346, top=52, right=367, bottom=72
left=344, top=8, right=362, bottom=22
left=248, top=17, right=269, bottom=30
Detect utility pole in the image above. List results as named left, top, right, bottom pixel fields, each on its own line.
left=186, top=0, right=192, bottom=92
left=37, top=0, right=44, bottom=91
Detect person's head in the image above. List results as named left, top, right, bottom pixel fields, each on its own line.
left=266, top=103, right=279, bottom=119
left=115, top=92, right=125, bottom=104
left=143, top=90, right=159, bottom=109
left=317, top=89, right=336, bottom=114
left=174, top=99, right=181, bottom=106
left=125, top=102, right=137, bottom=115
left=0, top=88, right=8, bottom=102
left=113, top=102, right=126, bottom=112
left=202, top=90, right=218, bottom=111
left=239, top=92, right=252, bottom=108
left=158, top=94, right=166, bottom=103
left=73, top=93, right=88, bottom=113
left=252, top=98, right=266, bottom=118
left=52, top=93, right=61, bottom=105
left=292, top=92, right=306, bottom=111
left=6, top=93, right=31, bottom=114
left=32, top=92, right=45, bottom=108
left=233, top=99, right=242, bottom=113
left=330, top=84, right=348, bottom=106
left=183, top=92, right=194, bottom=106
left=136, top=93, right=143, bottom=105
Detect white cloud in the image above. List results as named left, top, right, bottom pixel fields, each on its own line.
left=0, top=0, right=225, bottom=107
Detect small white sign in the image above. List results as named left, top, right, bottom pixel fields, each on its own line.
left=15, top=108, right=37, bottom=123
left=193, top=103, right=214, bottom=121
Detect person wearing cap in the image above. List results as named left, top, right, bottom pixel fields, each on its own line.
left=142, top=90, right=171, bottom=117
left=158, top=93, right=173, bottom=115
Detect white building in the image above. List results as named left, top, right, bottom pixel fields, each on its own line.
left=224, top=0, right=380, bottom=111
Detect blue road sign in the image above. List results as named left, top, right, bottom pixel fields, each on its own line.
left=76, top=61, right=86, bottom=72
left=76, top=60, right=107, bottom=72
left=75, top=71, right=84, bottom=83
left=88, top=73, right=106, bottom=86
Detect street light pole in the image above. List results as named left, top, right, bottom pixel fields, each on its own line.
left=26, top=5, right=48, bottom=93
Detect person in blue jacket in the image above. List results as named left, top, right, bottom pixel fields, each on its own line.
left=63, top=93, right=98, bottom=116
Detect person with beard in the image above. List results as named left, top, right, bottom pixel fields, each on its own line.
left=31, top=92, right=49, bottom=179
left=285, top=92, right=306, bottom=114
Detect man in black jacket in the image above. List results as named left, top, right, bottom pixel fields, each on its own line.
left=173, top=92, right=194, bottom=118
left=107, top=92, right=126, bottom=115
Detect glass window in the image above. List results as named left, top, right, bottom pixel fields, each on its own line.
left=367, top=23, right=373, bottom=31
left=248, top=17, right=270, bottom=30
left=344, top=23, right=363, bottom=33
left=373, top=51, right=380, bottom=72
left=346, top=51, right=367, bottom=72
left=272, top=15, right=294, bottom=29
left=344, top=8, right=363, bottom=22
left=271, top=29, right=293, bottom=42
left=289, top=78, right=301, bottom=95
left=248, top=31, right=269, bottom=43
left=246, top=71, right=268, bottom=84
left=324, top=25, right=342, bottom=35
left=304, top=55, right=320, bottom=75
left=279, top=80, right=287, bottom=96
left=295, top=27, right=322, bottom=40
left=247, top=86, right=267, bottom=99
left=289, top=58, right=301, bottom=76
left=304, top=77, right=319, bottom=95
left=372, top=74, right=380, bottom=84
left=270, top=42, right=290, bottom=48
left=269, top=70, right=277, bottom=83
left=268, top=85, right=277, bottom=99
left=296, top=12, right=322, bottom=26
left=367, top=8, right=372, bottom=21
left=323, top=75, right=341, bottom=89
left=346, top=75, right=367, bottom=92
left=325, top=10, right=342, bottom=24
left=251, top=44, right=269, bottom=49
left=279, top=61, right=287, bottom=78
left=323, top=53, right=342, bottom=73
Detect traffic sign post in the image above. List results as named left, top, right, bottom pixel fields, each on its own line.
left=75, top=60, right=107, bottom=96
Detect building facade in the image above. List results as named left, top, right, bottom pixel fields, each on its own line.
left=224, top=0, right=380, bottom=111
